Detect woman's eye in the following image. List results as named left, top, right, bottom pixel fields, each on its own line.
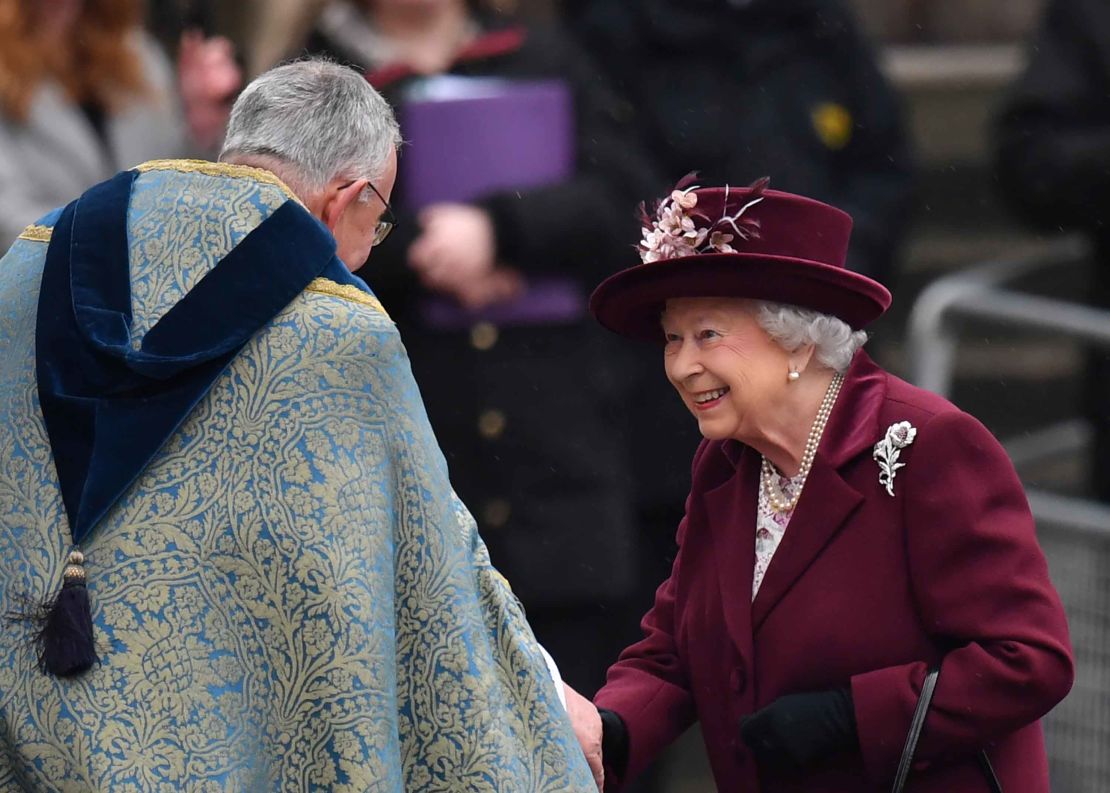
left=698, top=329, right=720, bottom=340
left=664, top=333, right=681, bottom=343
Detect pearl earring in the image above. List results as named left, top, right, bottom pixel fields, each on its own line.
left=788, top=369, right=801, bottom=383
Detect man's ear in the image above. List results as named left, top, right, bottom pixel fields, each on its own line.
left=318, top=179, right=366, bottom=232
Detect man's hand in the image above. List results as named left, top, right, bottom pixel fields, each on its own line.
left=563, top=683, right=604, bottom=791
left=408, top=203, right=497, bottom=291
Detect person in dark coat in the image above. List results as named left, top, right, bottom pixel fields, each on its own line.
left=304, top=0, right=663, bottom=695
left=566, top=179, right=1073, bottom=792
left=571, top=0, right=912, bottom=284
left=994, top=0, right=1110, bottom=503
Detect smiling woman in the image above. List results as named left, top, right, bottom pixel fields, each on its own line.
left=577, top=178, right=1075, bottom=793
left=659, top=297, right=865, bottom=473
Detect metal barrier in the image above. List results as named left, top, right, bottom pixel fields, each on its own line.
left=907, top=236, right=1110, bottom=533
left=906, top=237, right=1110, bottom=792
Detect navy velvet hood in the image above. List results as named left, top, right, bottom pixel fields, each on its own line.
left=35, top=168, right=343, bottom=544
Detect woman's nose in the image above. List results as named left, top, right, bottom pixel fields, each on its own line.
left=667, top=341, right=702, bottom=380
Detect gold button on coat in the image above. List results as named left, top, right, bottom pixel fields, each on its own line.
left=478, top=409, right=507, bottom=439
left=470, top=322, right=498, bottom=351
left=483, top=499, right=512, bottom=528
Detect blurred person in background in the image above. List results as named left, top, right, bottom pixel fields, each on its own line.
left=571, top=0, right=912, bottom=289
left=568, top=0, right=916, bottom=613
left=0, top=0, right=240, bottom=247
left=302, top=0, right=663, bottom=698
left=994, top=0, right=1110, bottom=504
left=146, top=0, right=327, bottom=80
left=576, top=178, right=1073, bottom=792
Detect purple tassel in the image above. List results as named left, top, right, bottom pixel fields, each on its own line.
left=34, top=550, right=98, bottom=677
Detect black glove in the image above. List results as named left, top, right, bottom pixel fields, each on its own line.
left=739, top=688, right=858, bottom=770
left=598, top=707, right=630, bottom=779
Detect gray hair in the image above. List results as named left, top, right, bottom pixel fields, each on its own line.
left=754, top=301, right=868, bottom=373
left=220, top=58, right=402, bottom=197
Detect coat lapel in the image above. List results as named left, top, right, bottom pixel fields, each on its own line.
left=702, top=443, right=758, bottom=659
left=750, top=457, right=862, bottom=632
left=750, top=351, right=888, bottom=633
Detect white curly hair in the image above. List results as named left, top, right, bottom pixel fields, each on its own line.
left=754, top=301, right=868, bottom=373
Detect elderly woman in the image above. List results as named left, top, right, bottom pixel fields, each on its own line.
left=580, top=178, right=1074, bottom=792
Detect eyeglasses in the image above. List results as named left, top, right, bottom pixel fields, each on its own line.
left=342, top=178, right=396, bottom=246
left=363, top=180, right=396, bottom=246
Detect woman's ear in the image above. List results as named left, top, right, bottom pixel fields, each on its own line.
left=318, top=179, right=366, bottom=232
left=792, top=343, right=818, bottom=375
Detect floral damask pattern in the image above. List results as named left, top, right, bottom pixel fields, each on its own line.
left=126, top=166, right=290, bottom=341
left=0, top=165, right=594, bottom=791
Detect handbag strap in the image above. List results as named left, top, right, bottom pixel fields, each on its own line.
left=890, top=669, right=939, bottom=792
left=890, top=668, right=1004, bottom=793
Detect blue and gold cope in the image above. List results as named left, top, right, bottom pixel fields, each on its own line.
left=0, top=161, right=597, bottom=791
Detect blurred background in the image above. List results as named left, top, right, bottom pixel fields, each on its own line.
left=3, top=0, right=1107, bottom=789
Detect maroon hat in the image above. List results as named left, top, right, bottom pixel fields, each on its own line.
left=589, top=178, right=892, bottom=342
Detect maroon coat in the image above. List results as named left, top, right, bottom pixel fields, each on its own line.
left=595, top=351, right=1074, bottom=792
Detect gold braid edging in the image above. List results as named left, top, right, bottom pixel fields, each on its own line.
left=17, top=225, right=52, bottom=243
left=133, top=159, right=302, bottom=204
left=305, top=278, right=391, bottom=319
left=17, top=162, right=300, bottom=244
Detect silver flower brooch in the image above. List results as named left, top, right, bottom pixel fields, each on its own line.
left=873, top=421, right=917, bottom=496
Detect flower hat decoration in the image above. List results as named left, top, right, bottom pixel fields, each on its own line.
left=638, top=173, right=769, bottom=263
left=589, top=173, right=893, bottom=342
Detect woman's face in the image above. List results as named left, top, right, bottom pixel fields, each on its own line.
left=661, top=297, right=793, bottom=443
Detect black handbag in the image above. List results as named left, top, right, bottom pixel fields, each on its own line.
left=890, top=668, right=1004, bottom=793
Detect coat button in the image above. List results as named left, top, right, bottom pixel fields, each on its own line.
left=470, top=321, right=498, bottom=351
left=730, top=667, right=746, bottom=694
left=478, top=409, right=507, bottom=439
left=483, top=498, right=512, bottom=529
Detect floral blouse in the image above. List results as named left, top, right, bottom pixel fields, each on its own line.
left=753, top=469, right=805, bottom=599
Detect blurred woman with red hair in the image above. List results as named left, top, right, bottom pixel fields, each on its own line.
left=0, top=0, right=240, bottom=245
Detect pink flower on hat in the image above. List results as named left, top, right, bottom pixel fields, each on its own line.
left=709, top=231, right=735, bottom=254
left=639, top=188, right=707, bottom=263
left=671, top=189, right=698, bottom=209
left=638, top=174, right=768, bottom=264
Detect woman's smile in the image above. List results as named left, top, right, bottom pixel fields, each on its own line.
left=692, top=387, right=731, bottom=410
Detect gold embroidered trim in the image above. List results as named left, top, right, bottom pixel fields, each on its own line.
left=490, top=569, right=515, bottom=595
left=17, top=225, right=53, bottom=243
left=133, top=159, right=302, bottom=204
left=305, top=278, right=391, bottom=319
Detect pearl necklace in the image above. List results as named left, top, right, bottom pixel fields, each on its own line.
left=760, top=372, right=845, bottom=513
